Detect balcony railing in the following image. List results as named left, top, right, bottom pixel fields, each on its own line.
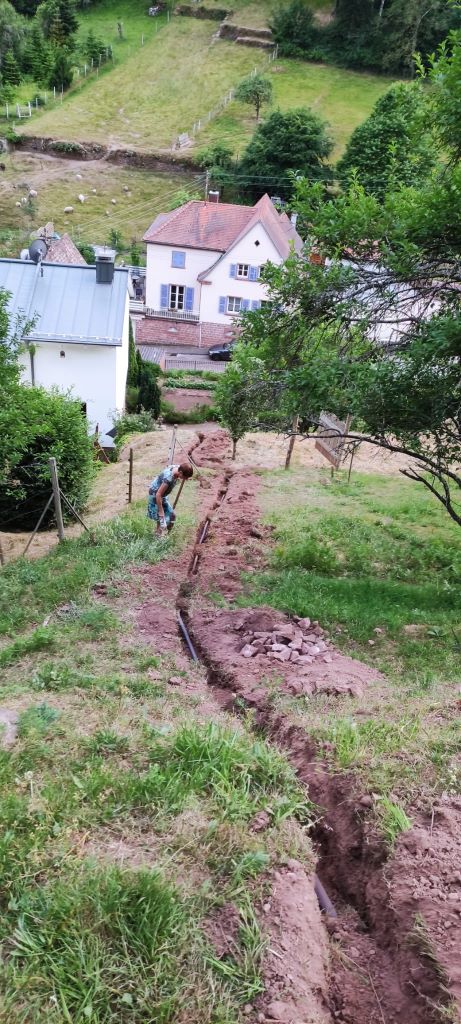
left=145, top=307, right=200, bottom=323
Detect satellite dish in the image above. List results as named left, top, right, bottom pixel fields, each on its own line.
left=28, top=238, right=48, bottom=264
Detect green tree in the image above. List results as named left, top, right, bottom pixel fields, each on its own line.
left=83, top=27, right=107, bottom=65
left=22, top=23, right=52, bottom=84
left=76, top=242, right=95, bottom=263
left=197, top=143, right=234, bottom=170
left=9, top=0, right=40, bottom=13
left=137, top=361, right=161, bottom=417
left=48, top=46, right=73, bottom=90
left=2, top=47, right=21, bottom=84
left=270, top=0, right=318, bottom=58
left=380, top=0, right=460, bottom=74
left=235, top=159, right=461, bottom=522
left=37, top=0, right=78, bottom=44
left=238, top=107, right=333, bottom=200
left=0, top=1, right=27, bottom=64
left=337, top=82, right=435, bottom=195
left=234, top=73, right=273, bottom=121
left=214, top=352, right=263, bottom=458
left=421, top=29, right=461, bottom=161
left=126, top=320, right=138, bottom=389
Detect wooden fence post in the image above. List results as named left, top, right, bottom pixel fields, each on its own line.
left=48, top=457, right=65, bottom=541
left=168, top=425, right=177, bottom=465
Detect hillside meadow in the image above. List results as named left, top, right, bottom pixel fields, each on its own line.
left=16, top=13, right=395, bottom=158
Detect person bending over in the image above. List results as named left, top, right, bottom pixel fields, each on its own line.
left=147, top=462, right=193, bottom=535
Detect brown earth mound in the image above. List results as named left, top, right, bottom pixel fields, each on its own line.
left=192, top=607, right=383, bottom=703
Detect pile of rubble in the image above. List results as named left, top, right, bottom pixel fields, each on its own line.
left=238, top=616, right=337, bottom=666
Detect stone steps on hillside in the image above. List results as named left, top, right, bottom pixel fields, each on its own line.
left=235, top=35, right=273, bottom=49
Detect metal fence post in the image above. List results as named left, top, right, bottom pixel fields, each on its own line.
left=48, top=457, right=65, bottom=541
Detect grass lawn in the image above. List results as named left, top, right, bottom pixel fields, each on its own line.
left=0, top=151, right=197, bottom=256
left=238, top=466, right=461, bottom=813
left=15, top=7, right=395, bottom=160
left=199, top=58, right=397, bottom=159
left=0, top=496, right=313, bottom=1023
left=19, top=19, right=263, bottom=152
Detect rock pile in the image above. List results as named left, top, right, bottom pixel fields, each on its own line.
left=238, top=616, right=337, bottom=666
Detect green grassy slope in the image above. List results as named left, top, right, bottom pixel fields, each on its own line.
left=19, top=20, right=262, bottom=151
left=18, top=9, right=395, bottom=159
left=199, top=58, right=395, bottom=159
left=0, top=152, right=197, bottom=253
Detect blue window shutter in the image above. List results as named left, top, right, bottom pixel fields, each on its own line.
left=241, top=299, right=250, bottom=311
left=219, top=296, right=226, bottom=314
left=160, top=284, right=169, bottom=308
left=172, top=251, right=185, bottom=269
left=248, top=265, right=259, bottom=281
left=185, top=287, right=194, bottom=312
left=251, top=300, right=261, bottom=311
left=229, top=264, right=237, bottom=278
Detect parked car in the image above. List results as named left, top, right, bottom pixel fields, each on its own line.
left=207, top=341, right=234, bottom=361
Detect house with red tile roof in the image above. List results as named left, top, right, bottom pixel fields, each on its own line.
left=136, top=194, right=302, bottom=351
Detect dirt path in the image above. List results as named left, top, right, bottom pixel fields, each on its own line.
left=128, top=429, right=461, bottom=1024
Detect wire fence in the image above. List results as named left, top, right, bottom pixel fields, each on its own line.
left=0, top=426, right=199, bottom=567
left=1, top=18, right=170, bottom=126
left=180, top=45, right=279, bottom=148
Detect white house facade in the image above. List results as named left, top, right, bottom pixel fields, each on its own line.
left=136, top=194, right=302, bottom=351
left=0, top=257, right=130, bottom=447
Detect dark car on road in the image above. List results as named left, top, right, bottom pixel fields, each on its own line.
left=207, top=341, right=234, bottom=361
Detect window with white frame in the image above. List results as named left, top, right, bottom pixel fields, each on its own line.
left=237, top=263, right=249, bottom=279
left=227, top=296, right=242, bottom=314
left=169, top=285, right=185, bottom=311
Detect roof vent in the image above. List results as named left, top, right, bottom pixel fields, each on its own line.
left=208, top=190, right=220, bottom=204
left=96, top=253, right=114, bottom=284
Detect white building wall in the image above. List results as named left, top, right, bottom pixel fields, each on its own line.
left=19, top=342, right=118, bottom=446
left=115, top=295, right=130, bottom=414
left=145, top=243, right=221, bottom=311
left=202, top=223, right=281, bottom=324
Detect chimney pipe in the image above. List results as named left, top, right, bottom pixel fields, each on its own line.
left=96, top=253, right=115, bottom=284
left=208, top=190, right=220, bottom=204
left=290, top=212, right=298, bottom=229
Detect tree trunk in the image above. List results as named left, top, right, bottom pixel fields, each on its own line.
left=285, top=415, right=299, bottom=469
left=232, top=439, right=237, bottom=460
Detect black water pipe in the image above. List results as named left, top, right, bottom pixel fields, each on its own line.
left=199, top=519, right=210, bottom=544
left=177, top=610, right=199, bottom=662
left=314, top=875, right=337, bottom=918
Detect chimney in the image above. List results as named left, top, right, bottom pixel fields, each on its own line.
left=96, top=253, right=115, bottom=284
left=208, top=190, right=220, bottom=204
left=290, top=212, right=298, bottom=230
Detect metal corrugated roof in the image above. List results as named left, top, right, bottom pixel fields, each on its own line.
left=0, top=259, right=129, bottom=346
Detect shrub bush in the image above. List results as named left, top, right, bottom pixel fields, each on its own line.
left=160, top=400, right=218, bottom=424
left=0, top=386, right=95, bottom=531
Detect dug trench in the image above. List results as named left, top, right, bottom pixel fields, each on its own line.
left=137, top=430, right=461, bottom=1024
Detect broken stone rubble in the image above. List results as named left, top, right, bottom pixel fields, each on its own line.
left=238, top=617, right=338, bottom=667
